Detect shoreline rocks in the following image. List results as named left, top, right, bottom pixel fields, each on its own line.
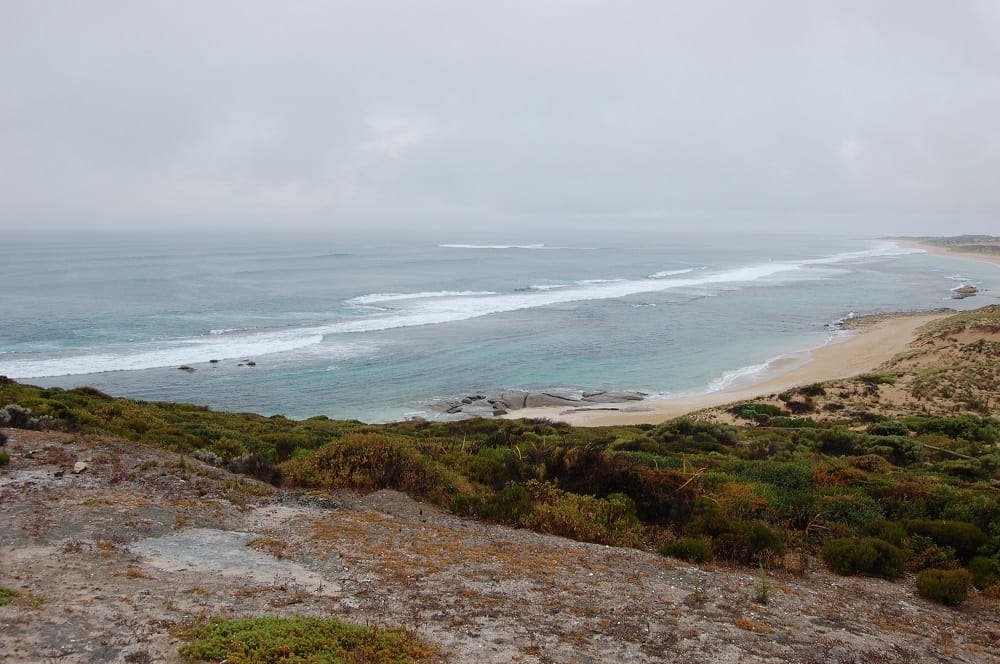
left=428, top=388, right=648, bottom=419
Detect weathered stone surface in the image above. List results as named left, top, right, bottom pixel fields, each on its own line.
left=524, top=392, right=583, bottom=408
left=582, top=391, right=646, bottom=403
left=427, top=387, right=647, bottom=418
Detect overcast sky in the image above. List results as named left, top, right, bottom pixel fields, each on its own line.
left=1, top=1, right=998, bottom=236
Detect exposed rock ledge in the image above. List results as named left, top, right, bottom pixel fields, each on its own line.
left=427, top=389, right=648, bottom=418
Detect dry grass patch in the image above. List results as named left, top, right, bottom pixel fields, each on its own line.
left=734, top=616, right=772, bottom=633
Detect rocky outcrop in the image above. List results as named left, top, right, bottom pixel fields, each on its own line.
left=952, top=284, right=979, bottom=299
left=428, top=389, right=648, bottom=419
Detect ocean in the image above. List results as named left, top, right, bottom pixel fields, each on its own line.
left=1, top=230, right=995, bottom=422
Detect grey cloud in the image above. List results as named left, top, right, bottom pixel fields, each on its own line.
left=1, top=1, right=997, bottom=235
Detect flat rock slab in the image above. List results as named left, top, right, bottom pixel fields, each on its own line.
left=130, top=528, right=338, bottom=593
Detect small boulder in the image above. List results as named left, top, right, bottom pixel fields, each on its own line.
left=178, top=365, right=195, bottom=373
left=72, top=461, right=88, bottom=474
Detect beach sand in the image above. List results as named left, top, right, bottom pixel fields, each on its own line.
left=506, top=311, right=949, bottom=426
left=897, top=238, right=1000, bottom=268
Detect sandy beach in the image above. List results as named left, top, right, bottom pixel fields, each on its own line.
left=504, top=237, right=998, bottom=427
left=507, top=311, right=949, bottom=426
left=897, top=238, right=1000, bottom=268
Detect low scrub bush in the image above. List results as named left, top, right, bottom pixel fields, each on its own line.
left=0, top=450, right=9, bottom=467
left=519, top=482, right=644, bottom=548
left=862, top=520, right=908, bottom=548
left=916, top=568, right=972, bottom=606
left=730, top=403, right=782, bottom=424
left=904, top=520, right=987, bottom=562
left=178, top=616, right=436, bottom=663
left=822, top=537, right=906, bottom=579
left=968, top=555, right=1000, bottom=590
left=660, top=537, right=714, bottom=563
left=280, top=433, right=455, bottom=502
left=483, top=483, right=534, bottom=522
left=867, top=421, right=909, bottom=437
left=767, top=417, right=817, bottom=429
left=685, top=504, right=784, bottom=564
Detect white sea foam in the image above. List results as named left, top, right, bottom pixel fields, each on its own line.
left=346, top=290, right=497, bottom=306
left=439, top=243, right=547, bottom=249
left=705, top=359, right=778, bottom=393
left=0, top=242, right=917, bottom=379
left=209, top=327, right=251, bottom=335
left=529, top=284, right=570, bottom=291
left=649, top=267, right=702, bottom=278
left=0, top=330, right=326, bottom=379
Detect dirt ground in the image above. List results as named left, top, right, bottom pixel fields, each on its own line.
left=2, top=428, right=998, bottom=663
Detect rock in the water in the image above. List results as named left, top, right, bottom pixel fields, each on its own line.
left=72, top=461, right=88, bottom=474
left=178, top=365, right=195, bottom=373
left=952, top=284, right=978, bottom=299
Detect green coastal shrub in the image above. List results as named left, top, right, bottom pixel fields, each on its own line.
left=519, top=482, right=644, bottom=547
left=916, top=568, right=972, bottom=606
left=0, top=450, right=9, bottom=467
left=822, top=537, right=906, bottom=579
left=685, top=503, right=784, bottom=564
left=968, top=556, right=1000, bottom=590
left=178, top=616, right=436, bottom=663
left=730, top=403, right=782, bottom=424
left=0, top=587, right=17, bottom=606
left=867, top=421, right=910, bottom=437
left=905, top=535, right=957, bottom=572
left=862, top=520, right=909, bottom=548
left=280, top=433, right=454, bottom=501
left=660, top=537, right=714, bottom=563
left=904, top=520, right=987, bottom=562
left=483, top=483, right=534, bottom=522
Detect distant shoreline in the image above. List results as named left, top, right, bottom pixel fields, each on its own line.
left=503, top=310, right=950, bottom=426
left=893, top=237, right=1000, bottom=268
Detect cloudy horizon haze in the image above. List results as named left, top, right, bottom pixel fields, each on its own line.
left=1, top=1, right=998, bottom=238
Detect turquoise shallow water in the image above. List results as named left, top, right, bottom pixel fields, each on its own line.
left=1, top=230, right=995, bottom=421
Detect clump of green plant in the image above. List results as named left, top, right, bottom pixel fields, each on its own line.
left=659, top=537, right=714, bottom=563
left=0, top=587, right=18, bottom=606
left=822, top=537, right=906, bottom=579
left=753, top=567, right=771, bottom=605
left=867, top=420, right=910, bottom=437
left=178, top=616, right=436, bottom=663
left=518, top=481, right=645, bottom=548
left=280, top=432, right=456, bottom=503
left=904, top=519, right=987, bottom=562
left=861, top=520, right=908, bottom=548
left=730, top=403, right=783, bottom=424
left=968, top=556, right=1000, bottom=590
left=0, top=450, right=9, bottom=466
left=916, top=568, right=972, bottom=606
